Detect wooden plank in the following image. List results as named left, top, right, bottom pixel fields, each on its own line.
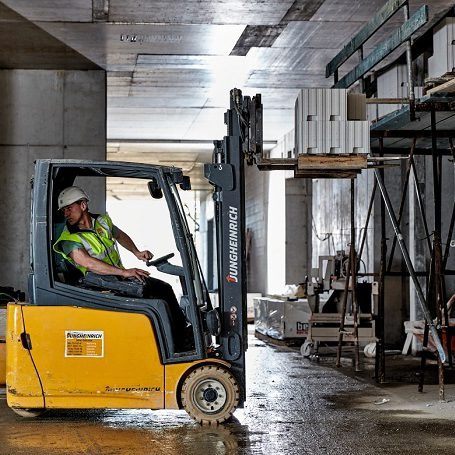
left=427, top=77, right=455, bottom=95
left=297, top=154, right=367, bottom=170
left=366, top=98, right=409, bottom=104
left=294, top=170, right=361, bottom=179
left=256, top=157, right=297, bottom=171
left=334, top=5, right=428, bottom=89
left=325, top=0, right=407, bottom=78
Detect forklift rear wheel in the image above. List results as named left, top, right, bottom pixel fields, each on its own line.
left=11, top=408, right=45, bottom=418
left=181, top=365, right=239, bottom=425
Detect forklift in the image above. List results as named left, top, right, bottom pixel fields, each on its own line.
left=5, top=89, right=262, bottom=425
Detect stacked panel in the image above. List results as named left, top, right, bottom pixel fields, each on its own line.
left=428, top=18, right=455, bottom=78
left=295, top=88, right=369, bottom=156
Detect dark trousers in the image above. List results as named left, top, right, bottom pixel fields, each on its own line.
left=143, top=277, right=187, bottom=330
left=82, top=272, right=189, bottom=346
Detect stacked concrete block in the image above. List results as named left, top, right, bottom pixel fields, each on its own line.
left=347, top=93, right=367, bottom=120
left=271, top=128, right=295, bottom=159
left=428, top=17, right=455, bottom=78
left=295, top=88, right=369, bottom=155
left=375, top=65, right=408, bottom=119
left=299, top=88, right=348, bottom=121
left=295, top=89, right=350, bottom=129
left=369, top=64, right=423, bottom=121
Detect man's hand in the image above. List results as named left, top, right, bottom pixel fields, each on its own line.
left=70, top=248, right=150, bottom=283
left=134, top=250, right=153, bottom=262
left=122, top=268, right=150, bottom=283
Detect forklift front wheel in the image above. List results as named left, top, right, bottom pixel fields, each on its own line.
left=181, top=365, right=239, bottom=425
left=11, top=408, right=45, bottom=418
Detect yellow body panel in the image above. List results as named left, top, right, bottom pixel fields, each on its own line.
left=6, top=303, right=233, bottom=412
left=7, top=303, right=165, bottom=409
left=6, top=305, right=45, bottom=409
left=0, top=341, right=6, bottom=386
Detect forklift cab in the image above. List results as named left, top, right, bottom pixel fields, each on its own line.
left=30, top=160, right=213, bottom=360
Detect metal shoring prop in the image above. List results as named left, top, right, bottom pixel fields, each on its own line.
left=350, top=178, right=361, bottom=372
left=386, top=137, right=417, bottom=272
left=358, top=180, right=377, bottom=264
left=443, top=138, right=455, bottom=270
left=410, top=158, right=433, bottom=256
left=376, top=138, right=386, bottom=383
left=336, top=234, right=353, bottom=368
left=374, top=168, right=447, bottom=363
left=434, top=233, right=446, bottom=400
left=442, top=138, right=455, bottom=369
left=431, top=105, right=446, bottom=400
left=336, top=179, right=361, bottom=370
left=442, top=198, right=455, bottom=271
left=403, top=2, right=416, bottom=121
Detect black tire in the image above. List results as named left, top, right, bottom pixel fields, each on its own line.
left=11, top=408, right=45, bottom=418
left=180, top=365, right=240, bottom=425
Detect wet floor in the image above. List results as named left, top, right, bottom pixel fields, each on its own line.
left=1, top=327, right=455, bottom=455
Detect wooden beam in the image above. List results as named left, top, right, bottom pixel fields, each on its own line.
left=256, top=158, right=297, bottom=171
left=427, top=77, right=455, bottom=95
left=294, top=170, right=360, bottom=179
left=366, top=98, right=410, bottom=104
left=371, top=130, right=455, bottom=138
left=297, top=154, right=367, bottom=170
left=326, top=0, right=407, bottom=78
left=334, top=5, right=428, bottom=89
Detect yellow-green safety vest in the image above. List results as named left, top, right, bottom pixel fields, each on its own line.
left=53, top=213, right=123, bottom=275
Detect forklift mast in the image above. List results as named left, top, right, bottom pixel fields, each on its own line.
left=204, top=89, right=263, bottom=399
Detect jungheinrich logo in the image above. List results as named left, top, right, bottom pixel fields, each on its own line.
left=226, top=206, right=239, bottom=283
left=105, top=386, right=161, bottom=393
left=66, top=332, right=102, bottom=339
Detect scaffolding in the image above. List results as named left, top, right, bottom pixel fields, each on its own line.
left=325, top=0, right=455, bottom=395
left=254, top=0, right=455, bottom=395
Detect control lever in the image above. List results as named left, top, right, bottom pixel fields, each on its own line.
left=146, top=253, right=184, bottom=277
left=146, top=253, right=175, bottom=267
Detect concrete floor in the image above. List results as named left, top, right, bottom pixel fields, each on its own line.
left=1, top=327, right=455, bottom=455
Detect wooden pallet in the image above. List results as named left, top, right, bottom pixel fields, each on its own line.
left=254, top=330, right=304, bottom=347
left=295, top=154, right=367, bottom=179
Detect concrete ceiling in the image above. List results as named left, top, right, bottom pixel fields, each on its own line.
left=1, top=0, right=454, bottom=189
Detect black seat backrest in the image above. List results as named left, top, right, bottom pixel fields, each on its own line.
left=53, top=221, right=83, bottom=285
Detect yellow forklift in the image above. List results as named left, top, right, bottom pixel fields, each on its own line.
left=5, top=90, right=262, bottom=425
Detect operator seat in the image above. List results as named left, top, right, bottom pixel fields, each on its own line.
left=52, top=220, right=83, bottom=285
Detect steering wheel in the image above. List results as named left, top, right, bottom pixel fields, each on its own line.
left=146, top=253, right=175, bottom=267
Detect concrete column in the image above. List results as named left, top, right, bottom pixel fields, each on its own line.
left=0, top=69, right=106, bottom=294
left=245, top=164, right=269, bottom=294
left=266, top=170, right=286, bottom=294
left=285, top=177, right=312, bottom=284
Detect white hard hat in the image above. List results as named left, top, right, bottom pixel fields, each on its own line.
left=58, top=186, right=89, bottom=210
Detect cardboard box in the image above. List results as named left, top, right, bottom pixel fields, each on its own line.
left=254, top=297, right=312, bottom=340
left=247, top=293, right=262, bottom=321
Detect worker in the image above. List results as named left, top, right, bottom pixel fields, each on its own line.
left=53, top=186, right=191, bottom=349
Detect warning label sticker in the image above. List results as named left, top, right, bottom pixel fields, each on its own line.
left=65, top=331, right=104, bottom=358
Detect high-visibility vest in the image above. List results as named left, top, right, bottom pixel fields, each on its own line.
left=53, top=213, right=123, bottom=275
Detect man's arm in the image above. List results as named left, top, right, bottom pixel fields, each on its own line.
left=113, top=227, right=153, bottom=262
left=70, top=248, right=150, bottom=282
